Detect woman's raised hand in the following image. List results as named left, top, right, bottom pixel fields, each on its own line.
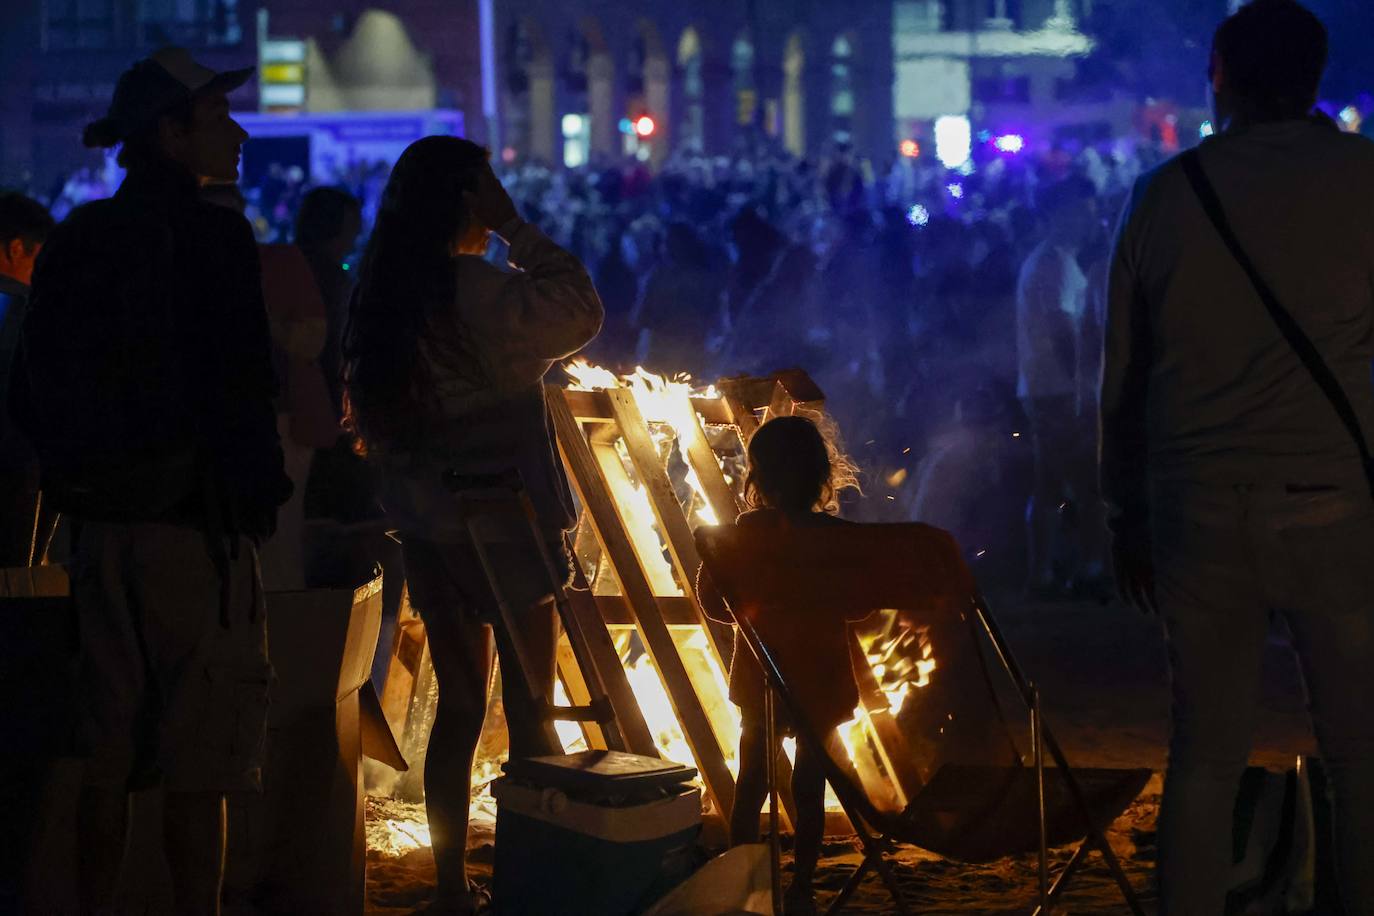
left=464, top=164, right=519, bottom=231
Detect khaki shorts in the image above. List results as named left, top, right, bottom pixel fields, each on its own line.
left=72, top=522, right=270, bottom=794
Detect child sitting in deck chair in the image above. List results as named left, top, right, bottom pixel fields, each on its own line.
left=696, top=415, right=863, bottom=916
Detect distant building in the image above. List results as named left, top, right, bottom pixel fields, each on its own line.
left=893, top=0, right=1130, bottom=155
left=0, top=1, right=897, bottom=188
left=490, top=0, right=895, bottom=168
left=0, top=0, right=256, bottom=191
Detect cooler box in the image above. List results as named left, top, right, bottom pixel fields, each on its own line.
left=492, top=751, right=702, bottom=915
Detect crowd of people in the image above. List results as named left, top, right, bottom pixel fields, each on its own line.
left=21, top=119, right=1171, bottom=594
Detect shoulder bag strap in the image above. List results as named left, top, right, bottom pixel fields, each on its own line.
left=1180, top=148, right=1374, bottom=500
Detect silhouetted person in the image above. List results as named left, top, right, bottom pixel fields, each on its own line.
left=1101, top=3, right=1374, bottom=911
left=0, top=193, right=53, bottom=567
left=1016, top=176, right=1099, bottom=594
left=344, top=137, right=602, bottom=914
left=12, top=48, right=289, bottom=914
left=697, top=415, right=856, bottom=916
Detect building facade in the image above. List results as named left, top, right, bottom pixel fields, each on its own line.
left=490, top=0, right=895, bottom=167
left=893, top=0, right=1125, bottom=153
left=0, top=1, right=897, bottom=190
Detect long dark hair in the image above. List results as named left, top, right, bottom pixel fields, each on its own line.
left=343, top=136, right=489, bottom=455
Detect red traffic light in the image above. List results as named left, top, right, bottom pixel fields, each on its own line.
left=634, top=115, right=656, bottom=137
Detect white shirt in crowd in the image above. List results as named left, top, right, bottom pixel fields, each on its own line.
left=1016, top=239, right=1088, bottom=403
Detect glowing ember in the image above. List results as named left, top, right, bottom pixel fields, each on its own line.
left=366, top=796, right=433, bottom=858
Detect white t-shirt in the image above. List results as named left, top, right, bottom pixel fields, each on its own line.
left=1016, top=240, right=1088, bottom=401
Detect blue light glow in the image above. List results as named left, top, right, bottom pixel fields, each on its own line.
left=906, top=204, right=930, bottom=227
left=946, top=182, right=964, bottom=199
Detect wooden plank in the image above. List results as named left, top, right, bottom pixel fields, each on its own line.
left=556, top=640, right=608, bottom=751
left=718, top=382, right=761, bottom=443
left=675, top=394, right=744, bottom=524
left=848, top=630, right=926, bottom=806
left=605, top=389, right=735, bottom=658
left=562, top=547, right=659, bottom=758
left=563, top=388, right=614, bottom=421
left=548, top=385, right=737, bottom=817
left=379, top=584, right=426, bottom=736
left=764, top=380, right=794, bottom=424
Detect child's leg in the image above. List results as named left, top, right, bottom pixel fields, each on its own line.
left=789, top=729, right=837, bottom=890
left=731, top=711, right=771, bottom=846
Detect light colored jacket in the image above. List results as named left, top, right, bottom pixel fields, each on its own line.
left=382, top=220, right=604, bottom=541
left=1100, top=118, right=1374, bottom=533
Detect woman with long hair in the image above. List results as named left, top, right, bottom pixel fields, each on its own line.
left=344, top=137, right=602, bottom=913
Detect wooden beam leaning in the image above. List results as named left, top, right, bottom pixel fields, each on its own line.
left=604, top=389, right=736, bottom=663
left=848, top=631, right=926, bottom=808
left=603, top=390, right=798, bottom=825
left=548, top=386, right=737, bottom=817
left=555, top=639, right=608, bottom=750
left=673, top=395, right=744, bottom=524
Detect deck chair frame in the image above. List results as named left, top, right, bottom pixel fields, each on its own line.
left=733, top=593, right=1147, bottom=916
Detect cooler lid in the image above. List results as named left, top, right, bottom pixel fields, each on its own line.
left=502, top=750, right=697, bottom=793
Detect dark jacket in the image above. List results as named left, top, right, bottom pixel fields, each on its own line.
left=0, top=274, right=34, bottom=474
left=13, top=164, right=289, bottom=537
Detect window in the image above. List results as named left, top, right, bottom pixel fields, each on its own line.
left=42, top=0, right=119, bottom=50
left=972, top=75, right=1030, bottom=104
left=137, top=0, right=243, bottom=48
left=732, top=33, right=756, bottom=126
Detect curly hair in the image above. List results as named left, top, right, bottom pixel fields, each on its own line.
left=343, top=136, right=490, bottom=456
left=743, top=413, right=859, bottom=514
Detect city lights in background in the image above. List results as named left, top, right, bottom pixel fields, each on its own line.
left=993, top=133, right=1025, bottom=154
left=899, top=138, right=921, bottom=158
left=906, top=203, right=930, bottom=227
left=1199, top=120, right=1215, bottom=138
left=946, top=182, right=964, bottom=199
left=934, top=115, right=972, bottom=169
left=634, top=115, right=656, bottom=137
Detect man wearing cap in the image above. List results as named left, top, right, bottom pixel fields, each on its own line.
left=12, top=48, right=289, bottom=913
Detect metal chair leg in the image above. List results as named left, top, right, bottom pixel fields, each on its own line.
left=825, top=847, right=875, bottom=916
left=1033, top=684, right=1049, bottom=910
left=766, top=684, right=783, bottom=916
left=972, top=596, right=1146, bottom=916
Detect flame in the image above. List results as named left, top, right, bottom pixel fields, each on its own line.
left=366, top=797, right=433, bottom=858
left=566, top=359, right=722, bottom=527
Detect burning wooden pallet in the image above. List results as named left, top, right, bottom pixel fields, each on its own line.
left=378, top=365, right=944, bottom=835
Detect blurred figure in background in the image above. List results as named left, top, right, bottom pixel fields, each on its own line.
left=1016, top=176, right=1099, bottom=596
left=0, top=193, right=54, bottom=567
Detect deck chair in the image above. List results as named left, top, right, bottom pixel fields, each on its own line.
left=694, top=522, right=1150, bottom=916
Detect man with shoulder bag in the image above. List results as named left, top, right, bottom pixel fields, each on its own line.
left=1100, top=2, right=1374, bottom=913
left=11, top=48, right=290, bottom=914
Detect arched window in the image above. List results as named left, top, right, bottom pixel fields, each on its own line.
left=677, top=28, right=704, bottom=152
left=732, top=33, right=756, bottom=127
left=829, top=35, right=854, bottom=145
left=783, top=34, right=805, bottom=156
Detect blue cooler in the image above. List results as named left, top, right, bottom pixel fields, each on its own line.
left=492, top=751, right=701, bottom=915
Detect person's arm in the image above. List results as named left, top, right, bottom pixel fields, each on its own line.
left=695, top=562, right=734, bottom=624
left=487, top=220, right=605, bottom=361
left=1099, top=183, right=1156, bottom=611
